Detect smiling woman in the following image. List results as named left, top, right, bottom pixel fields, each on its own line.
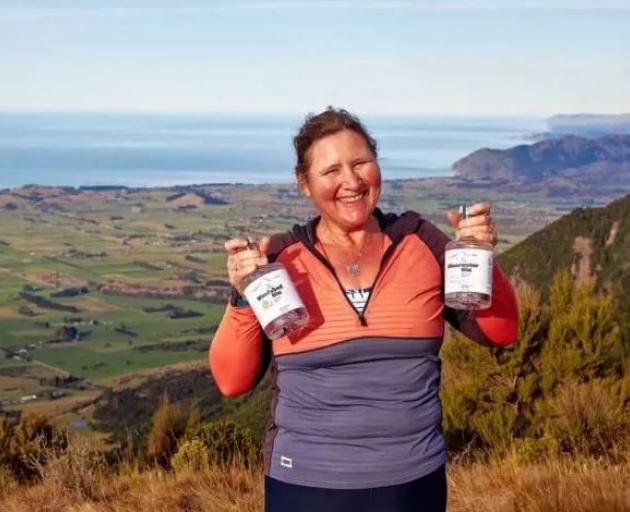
left=210, top=107, right=519, bottom=512
left=295, top=112, right=384, bottom=290
left=299, top=130, right=381, bottom=233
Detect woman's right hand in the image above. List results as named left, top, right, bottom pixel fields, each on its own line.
left=225, top=236, right=271, bottom=296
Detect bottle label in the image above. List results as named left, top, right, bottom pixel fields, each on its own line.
left=243, top=268, right=305, bottom=330
left=444, top=247, right=493, bottom=295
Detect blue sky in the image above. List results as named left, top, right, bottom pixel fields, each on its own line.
left=2, top=0, right=629, bottom=116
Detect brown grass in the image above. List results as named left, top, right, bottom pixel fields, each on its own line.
left=77, top=297, right=122, bottom=312
left=98, top=360, right=206, bottom=390
left=448, top=457, right=630, bottom=512
left=12, top=390, right=102, bottom=418
left=0, top=455, right=628, bottom=512
left=0, top=306, right=22, bottom=318
left=25, top=271, right=89, bottom=288
left=0, top=464, right=263, bottom=512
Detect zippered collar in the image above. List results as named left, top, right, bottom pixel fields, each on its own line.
left=289, top=208, right=425, bottom=325
left=291, top=207, right=424, bottom=251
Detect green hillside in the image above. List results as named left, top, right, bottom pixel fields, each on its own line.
left=498, top=193, right=630, bottom=340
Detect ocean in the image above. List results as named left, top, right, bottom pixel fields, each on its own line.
left=0, top=112, right=546, bottom=189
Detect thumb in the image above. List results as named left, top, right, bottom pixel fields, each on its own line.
left=258, top=235, right=272, bottom=256
left=446, top=209, right=461, bottom=230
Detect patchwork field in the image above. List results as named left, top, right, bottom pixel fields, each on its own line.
left=0, top=180, right=605, bottom=434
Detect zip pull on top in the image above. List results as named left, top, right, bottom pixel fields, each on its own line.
left=306, top=231, right=398, bottom=327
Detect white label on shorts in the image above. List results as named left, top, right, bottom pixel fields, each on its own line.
left=280, top=456, right=293, bottom=468
left=444, top=247, right=493, bottom=295
left=243, top=268, right=304, bottom=330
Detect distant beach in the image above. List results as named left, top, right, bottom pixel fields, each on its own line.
left=0, top=112, right=546, bottom=189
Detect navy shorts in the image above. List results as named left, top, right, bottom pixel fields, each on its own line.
left=264, top=465, right=447, bottom=512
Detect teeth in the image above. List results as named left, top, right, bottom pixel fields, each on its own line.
left=337, top=193, right=365, bottom=204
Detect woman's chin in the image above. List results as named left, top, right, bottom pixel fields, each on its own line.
left=333, top=203, right=373, bottom=228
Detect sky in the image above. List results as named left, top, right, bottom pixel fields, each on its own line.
left=2, top=0, right=630, bottom=116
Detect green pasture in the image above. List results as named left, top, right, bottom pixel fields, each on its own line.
left=23, top=260, right=94, bottom=281
left=195, top=252, right=226, bottom=267
left=0, top=181, right=583, bottom=412
left=0, top=319, right=53, bottom=347
left=0, top=292, right=223, bottom=348
left=0, top=274, right=28, bottom=300
left=33, top=343, right=205, bottom=381
left=0, top=362, right=64, bottom=379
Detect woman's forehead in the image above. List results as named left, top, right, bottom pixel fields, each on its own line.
left=308, top=130, right=372, bottom=164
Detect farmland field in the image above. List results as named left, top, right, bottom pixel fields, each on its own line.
left=0, top=180, right=605, bottom=432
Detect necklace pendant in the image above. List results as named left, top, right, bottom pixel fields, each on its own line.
left=347, top=262, right=360, bottom=276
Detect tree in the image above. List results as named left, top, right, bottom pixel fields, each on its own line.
left=146, top=391, right=186, bottom=467
left=441, top=269, right=627, bottom=461
left=541, top=269, right=621, bottom=395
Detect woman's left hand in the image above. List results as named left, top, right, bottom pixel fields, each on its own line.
left=446, top=202, right=498, bottom=247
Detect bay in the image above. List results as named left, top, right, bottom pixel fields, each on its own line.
left=0, top=112, right=546, bottom=188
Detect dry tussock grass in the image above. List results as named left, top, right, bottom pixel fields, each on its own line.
left=448, top=457, right=630, bottom=512
left=0, top=463, right=263, bottom=512
left=1, top=457, right=628, bottom=511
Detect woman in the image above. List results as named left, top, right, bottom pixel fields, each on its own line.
left=210, top=108, right=518, bottom=511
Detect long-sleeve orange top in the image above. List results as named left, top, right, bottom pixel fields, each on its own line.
left=209, top=209, right=518, bottom=489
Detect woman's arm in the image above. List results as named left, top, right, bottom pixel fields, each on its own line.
left=209, top=236, right=273, bottom=397
left=417, top=203, right=519, bottom=346
left=443, top=202, right=518, bottom=345
left=444, top=263, right=518, bottom=346
left=209, top=301, right=270, bottom=397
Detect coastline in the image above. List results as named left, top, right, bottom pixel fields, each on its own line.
left=0, top=111, right=546, bottom=189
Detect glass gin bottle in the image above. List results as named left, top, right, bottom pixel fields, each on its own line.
left=241, top=240, right=309, bottom=340
left=444, top=206, right=493, bottom=310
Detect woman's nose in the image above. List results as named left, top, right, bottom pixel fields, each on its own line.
left=342, top=165, right=362, bottom=188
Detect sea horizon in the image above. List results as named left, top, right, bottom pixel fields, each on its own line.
left=0, top=111, right=547, bottom=189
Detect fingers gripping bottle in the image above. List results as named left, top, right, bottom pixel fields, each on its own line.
left=444, top=205, right=493, bottom=310
left=241, top=240, right=309, bottom=340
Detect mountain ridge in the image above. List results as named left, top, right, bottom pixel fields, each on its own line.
left=452, top=133, right=630, bottom=182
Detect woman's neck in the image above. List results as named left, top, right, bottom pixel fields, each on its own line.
left=317, top=216, right=379, bottom=249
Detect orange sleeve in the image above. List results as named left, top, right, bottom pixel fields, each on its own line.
left=209, top=303, right=265, bottom=397
left=475, top=264, right=519, bottom=345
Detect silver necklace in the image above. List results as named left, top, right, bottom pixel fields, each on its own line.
left=320, top=231, right=375, bottom=277
left=346, top=251, right=363, bottom=276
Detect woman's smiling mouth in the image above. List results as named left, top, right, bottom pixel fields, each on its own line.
left=336, top=191, right=367, bottom=205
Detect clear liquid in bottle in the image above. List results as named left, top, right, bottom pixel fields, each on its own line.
left=444, top=206, right=493, bottom=310
left=242, top=261, right=309, bottom=340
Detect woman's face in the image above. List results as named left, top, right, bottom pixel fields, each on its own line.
left=299, top=129, right=381, bottom=232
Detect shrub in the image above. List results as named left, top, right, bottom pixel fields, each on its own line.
left=171, top=438, right=210, bottom=473
left=32, top=436, right=107, bottom=500
left=146, top=392, right=187, bottom=467
left=541, top=379, right=628, bottom=458
left=441, top=271, right=628, bottom=461
left=171, top=420, right=260, bottom=473
left=0, top=464, right=17, bottom=498
left=0, top=415, right=68, bottom=482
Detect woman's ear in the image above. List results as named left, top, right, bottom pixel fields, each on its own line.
left=297, top=175, right=311, bottom=197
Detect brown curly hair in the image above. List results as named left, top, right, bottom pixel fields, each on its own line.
left=293, top=107, right=378, bottom=182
